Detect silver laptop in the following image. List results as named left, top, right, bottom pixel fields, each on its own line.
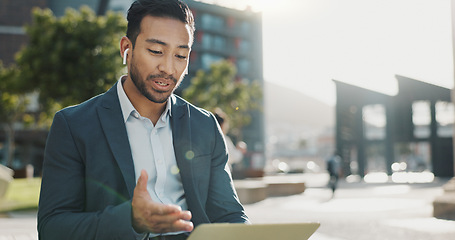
left=187, top=222, right=320, bottom=240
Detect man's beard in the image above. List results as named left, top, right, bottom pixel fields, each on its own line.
left=129, top=58, right=182, bottom=104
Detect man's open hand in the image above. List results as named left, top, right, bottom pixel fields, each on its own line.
left=132, top=170, right=194, bottom=233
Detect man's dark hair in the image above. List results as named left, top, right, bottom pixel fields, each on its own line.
left=214, top=112, right=225, bottom=126
left=213, top=108, right=226, bottom=126
left=126, top=0, right=195, bottom=47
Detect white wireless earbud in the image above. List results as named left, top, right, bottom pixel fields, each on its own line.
left=123, top=48, right=129, bottom=65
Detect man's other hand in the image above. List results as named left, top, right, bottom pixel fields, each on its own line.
left=132, top=169, right=194, bottom=233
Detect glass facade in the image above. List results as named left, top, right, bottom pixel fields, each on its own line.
left=363, top=104, right=386, bottom=140
left=201, top=53, right=223, bottom=69
left=412, top=101, right=431, bottom=138
left=201, top=33, right=227, bottom=50
left=200, top=13, right=225, bottom=30
left=185, top=0, right=264, bottom=167
left=237, top=58, right=250, bottom=75
left=436, top=101, right=454, bottom=137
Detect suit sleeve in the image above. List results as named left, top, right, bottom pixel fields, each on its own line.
left=37, top=111, right=140, bottom=240
left=204, top=113, right=250, bottom=224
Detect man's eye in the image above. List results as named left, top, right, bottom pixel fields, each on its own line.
left=176, top=55, right=187, bottom=59
left=148, top=49, right=162, bottom=54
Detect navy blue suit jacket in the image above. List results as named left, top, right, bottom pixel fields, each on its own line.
left=38, top=83, right=249, bottom=240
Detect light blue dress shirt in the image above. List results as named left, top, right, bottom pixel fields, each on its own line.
left=117, top=76, right=188, bottom=238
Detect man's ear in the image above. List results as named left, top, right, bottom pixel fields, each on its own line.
left=120, top=36, right=132, bottom=64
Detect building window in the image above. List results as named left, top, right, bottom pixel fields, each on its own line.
left=201, top=53, right=223, bottom=70
left=201, top=33, right=226, bottom=51
left=237, top=58, right=250, bottom=75
left=436, top=101, right=454, bottom=137
left=213, top=35, right=226, bottom=50
left=239, top=39, right=250, bottom=53
left=201, top=33, right=212, bottom=49
left=238, top=20, right=251, bottom=34
left=412, top=101, right=431, bottom=138
left=200, top=13, right=225, bottom=31
left=362, top=104, right=386, bottom=140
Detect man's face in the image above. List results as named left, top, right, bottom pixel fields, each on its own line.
left=129, top=15, right=191, bottom=103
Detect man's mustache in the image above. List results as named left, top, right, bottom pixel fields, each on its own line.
left=147, top=74, right=177, bottom=83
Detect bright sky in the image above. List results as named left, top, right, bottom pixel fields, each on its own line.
left=208, top=0, right=454, bottom=106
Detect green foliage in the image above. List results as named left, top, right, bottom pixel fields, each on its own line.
left=0, top=62, right=28, bottom=125
left=16, top=6, right=127, bottom=111
left=182, top=60, right=262, bottom=137
left=0, top=62, right=30, bottom=167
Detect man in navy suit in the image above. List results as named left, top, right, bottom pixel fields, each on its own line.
left=37, top=1, right=249, bottom=239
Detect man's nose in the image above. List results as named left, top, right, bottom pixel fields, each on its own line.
left=157, top=54, right=175, bottom=75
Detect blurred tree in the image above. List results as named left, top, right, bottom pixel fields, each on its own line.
left=15, top=6, right=127, bottom=116
left=0, top=62, right=29, bottom=167
left=182, top=60, right=262, bottom=139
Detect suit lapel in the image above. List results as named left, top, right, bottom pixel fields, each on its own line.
left=170, top=95, right=194, bottom=187
left=170, top=96, right=205, bottom=214
left=97, top=83, right=136, bottom=197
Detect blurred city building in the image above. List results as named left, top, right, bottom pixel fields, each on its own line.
left=0, top=0, right=265, bottom=177
left=184, top=0, right=265, bottom=173
left=0, top=0, right=110, bottom=67
left=0, top=0, right=47, bottom=66
left=334, top=75, right=454, bottom=178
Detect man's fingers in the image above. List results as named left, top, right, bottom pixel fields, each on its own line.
left=155, top=208, right=191, bottom=221
left=146, top=209, right=193, bottom=233
left=150, top=218, right=194, bottom=233
left=136, top=169, right=148, bottom=192
left=153, top=204, right=182, bottom=216
left=171, top=219, right=194, bottom=232
left=180, top=210, right=192, bottom=221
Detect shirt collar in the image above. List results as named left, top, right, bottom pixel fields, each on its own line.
left=117, top=75, right=172, bottom=123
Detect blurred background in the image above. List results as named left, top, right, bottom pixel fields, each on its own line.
left=1, top=0, right=455, bottom=239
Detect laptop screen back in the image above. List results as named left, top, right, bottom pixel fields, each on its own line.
left=187, top=222, right=320, bottom=240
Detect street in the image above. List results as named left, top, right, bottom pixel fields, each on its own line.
left=244, top=174, right=455, bottom=240
left=1, top=173, right=454, bottom=240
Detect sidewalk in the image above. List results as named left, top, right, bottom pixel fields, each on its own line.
left=244, top=175, right=455, bottom=240
left=1, top=173, right=454, bottom=240
left=0, top=210, right=38, bottom=240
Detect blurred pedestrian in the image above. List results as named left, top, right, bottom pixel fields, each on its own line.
left=327, top=152, right=342, bottom=197
left=214, top=108, right=247, bottom=170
